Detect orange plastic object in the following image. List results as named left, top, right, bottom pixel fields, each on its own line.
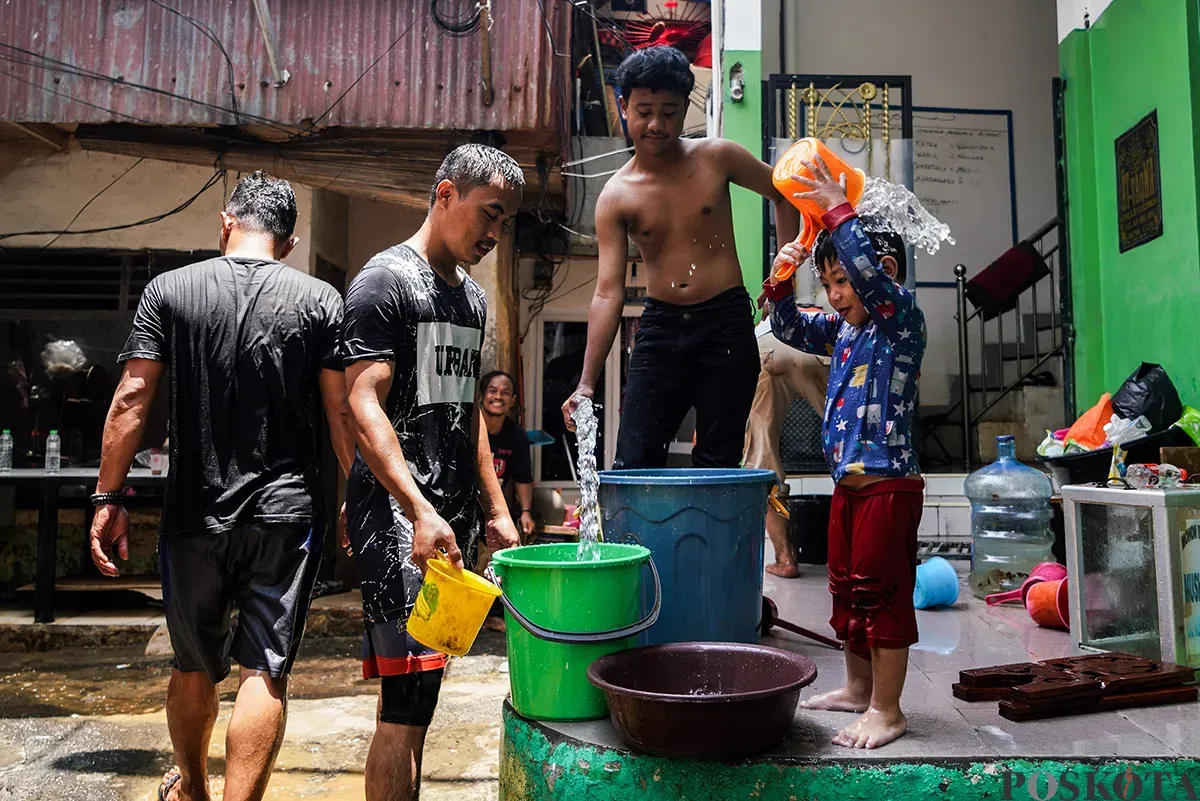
left=1063, top=393, right=1113, bottom=451
left=771, top=139, right=867, bottom=281
left=1025, top=578, right=1069, bottom=630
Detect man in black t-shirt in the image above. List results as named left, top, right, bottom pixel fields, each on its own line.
left=88, top=172, right=354, bottom=801
left=480, top=370, right=535, bottom=536
left=478, top=369, right=535, bottom=633
left=342, top=144, right=523, bottom=801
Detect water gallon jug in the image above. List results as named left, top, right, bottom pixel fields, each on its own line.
left=966, top=435, right=1055, bottom=599
left=772, top=138, right=867, bottom=278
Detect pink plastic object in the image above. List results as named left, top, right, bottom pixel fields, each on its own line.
left=984, top=562, right=1068, bottom=606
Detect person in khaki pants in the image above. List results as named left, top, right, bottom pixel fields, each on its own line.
left=743, top=323, right=829, bottom=577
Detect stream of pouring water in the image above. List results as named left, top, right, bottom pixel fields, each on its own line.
left=573, top=397, right=602, bottom=561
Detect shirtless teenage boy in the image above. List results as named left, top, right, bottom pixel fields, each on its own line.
left=562, top=46, right=800, bottom=469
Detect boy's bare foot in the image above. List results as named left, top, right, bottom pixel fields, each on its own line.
left=832, top=707, right=907, bottom=749
left=766, top=561, right=800, bottom=578
left=799, top=686, right=870, bottom=712
left=483, top=615, right=506, bottom=633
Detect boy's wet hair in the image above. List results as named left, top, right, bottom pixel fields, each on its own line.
left=225, top=171, right=297, bottom=242
left=614, top=46, right=695, bottom=101
left=814, top=224, right=907, bottom=285
left=430, top=143, right=525, bottom=207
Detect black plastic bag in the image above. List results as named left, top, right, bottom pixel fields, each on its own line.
left=1110, top=363, right=1183, bottom=433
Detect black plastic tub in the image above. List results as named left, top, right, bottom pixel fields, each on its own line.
left=1042, top=427, right=1193, bottom=490
left=587, top=642, right=817, bottom=760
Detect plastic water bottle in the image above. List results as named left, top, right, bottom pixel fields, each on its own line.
left=44, top=430, right=60, bottom=473
left=966, top=435, right=1054, bottom=599
left=0, top=430, right=11, bottom=472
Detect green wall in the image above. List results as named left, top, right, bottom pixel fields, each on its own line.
left=722, top=50, right=766, bottom=306
left=1061, top=0, right=1200, bottom=409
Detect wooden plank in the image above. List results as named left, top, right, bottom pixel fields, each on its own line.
left=999, top=685, right=1198, bottom=722
left=4, top=122, right=68, bottom=152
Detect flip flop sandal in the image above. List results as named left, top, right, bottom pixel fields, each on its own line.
left=158, top=767, right=182, bottom=801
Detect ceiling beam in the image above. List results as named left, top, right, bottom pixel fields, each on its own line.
left=72, top=126, right=564, bottom=212
left=5, top=122, right=69, bottom=152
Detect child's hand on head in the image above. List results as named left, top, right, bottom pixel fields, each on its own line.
left=792, top=154, right=849, bottom=213
left=771, top=239, right=811, bottom=284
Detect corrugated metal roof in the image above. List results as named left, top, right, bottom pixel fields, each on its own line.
left=0, top=0, right=569, bottom=132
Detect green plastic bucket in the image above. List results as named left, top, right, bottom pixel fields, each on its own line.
left=489, top=543, right=660, bottom=721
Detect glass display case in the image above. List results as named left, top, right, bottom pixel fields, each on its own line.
left=1061, top=484, right=1200, bottom=667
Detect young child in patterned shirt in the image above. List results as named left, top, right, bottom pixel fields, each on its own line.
left=761, top=155, right=927, bottom=750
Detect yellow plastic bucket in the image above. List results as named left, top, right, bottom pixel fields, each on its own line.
left=407, top=558, right=502, bottom=657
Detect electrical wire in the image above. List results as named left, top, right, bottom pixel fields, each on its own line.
left=37, top=158, right=146, bottom=251
left=295, top=17, right=419, bottom=136
left=431, top=0, right=482, bottom=37
left=560, top=167, right=621, bottom=179
left=0, top=67, right=160, bottom=126
left=561, top=144, right=633, bottom=168
left=146, top=0, right=241, bottom=125
left=0, top=43, right=295, bottom=135
left=0, top=169, right=225, bottom=242
left=555, top=221, right=596, bottom=240
left=567, top=0, right=630, bottom=48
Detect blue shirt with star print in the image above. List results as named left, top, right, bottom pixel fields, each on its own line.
left=769, top=217, right=926, bottom=483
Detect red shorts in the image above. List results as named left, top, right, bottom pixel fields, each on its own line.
left=828, top=478, right=924, bottom=661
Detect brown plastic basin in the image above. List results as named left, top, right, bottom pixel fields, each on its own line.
left=587, top=642, right=818, bottom=760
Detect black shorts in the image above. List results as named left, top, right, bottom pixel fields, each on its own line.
left=380, top=669, right=445, bottom=727
left=159, top=522, right=324, bottom=683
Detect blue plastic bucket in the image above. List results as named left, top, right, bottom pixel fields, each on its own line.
left=599, top=468, right=776, bottom=646
left=913, top=556, right=961, bottom=609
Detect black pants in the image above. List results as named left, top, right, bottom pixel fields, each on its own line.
left=615, top=286, right=760, bottom=469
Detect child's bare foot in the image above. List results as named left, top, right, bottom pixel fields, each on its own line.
left=832, top=707, right=907, bottom=749
left=766, top=561, right=800, bottom=578
left=483, top=615, right=506, bottom=633
left=799, top=686, right=870, bottom=712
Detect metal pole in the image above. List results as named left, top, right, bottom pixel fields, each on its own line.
left=592, top=15, right=614, bottom=137
left=955, top=265, right=972, bottom=471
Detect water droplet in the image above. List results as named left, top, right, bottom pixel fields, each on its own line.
left=855, top=177, right=955, bottom=256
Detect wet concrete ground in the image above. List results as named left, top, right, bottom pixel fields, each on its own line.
left=0, top=632, right=511, bottom=800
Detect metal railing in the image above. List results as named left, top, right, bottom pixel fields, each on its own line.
left=955, top=218, right=1066, bottom=470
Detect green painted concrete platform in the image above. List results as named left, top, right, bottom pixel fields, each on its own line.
left=500, top=702, right=1200, bottom=800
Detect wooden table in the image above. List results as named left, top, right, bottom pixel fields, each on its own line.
left=0, top=468, right=166, bottom=623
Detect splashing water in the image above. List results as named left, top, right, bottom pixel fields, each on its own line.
left=855, top=177, right=955, bottom=256
left=574, top=397, right=602, bottom=561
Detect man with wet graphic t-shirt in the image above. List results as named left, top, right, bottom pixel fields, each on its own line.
left=341, top=144, right=523, bottom=801
left=88, top=172, right=355, bottom=801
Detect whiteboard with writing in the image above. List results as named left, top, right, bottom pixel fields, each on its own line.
left=909, top=108, right=1017, bottom=283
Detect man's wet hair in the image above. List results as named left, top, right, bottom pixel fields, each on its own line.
left=225, top=171, right=297, bottom=242
left=814, top=225, right=908, bottom=285
left=614, top=46, right=695, bottom=101
left=430, top=144, right=525, bottom=207
left=480, top=370, right=516, bottom=396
